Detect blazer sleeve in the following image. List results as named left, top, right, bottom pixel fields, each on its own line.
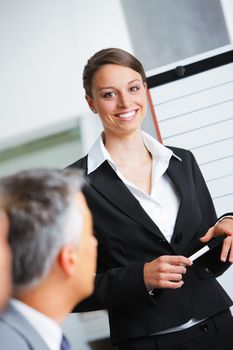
left=190, top=150, right=232, bottom=277
left=74, top=261, right=157, bottom=312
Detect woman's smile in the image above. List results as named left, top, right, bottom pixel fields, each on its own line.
left=114, top=109, right=138, bottom=120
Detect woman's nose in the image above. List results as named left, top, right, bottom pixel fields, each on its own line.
left=117, top=92, right=131, bottom=108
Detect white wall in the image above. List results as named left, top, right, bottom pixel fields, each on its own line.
left=0, top=0, right=133, bottom=152
left=221, top=0, right=233, bottom=43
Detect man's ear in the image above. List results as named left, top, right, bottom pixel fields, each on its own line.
left=58, top=245, right=78, bottom=276
left=85, top=95, right=97, bottom=113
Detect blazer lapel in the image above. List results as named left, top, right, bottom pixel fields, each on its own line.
left=81, top=157, right=166, bottom=241
left=166, top=156, right=201, bottom=252
left=166, top=156, right=189, bottom=234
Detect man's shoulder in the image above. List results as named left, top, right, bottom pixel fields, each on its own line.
left=0, top=316, right=29, bottom=350
left=0, top=304, right=49, bottom=350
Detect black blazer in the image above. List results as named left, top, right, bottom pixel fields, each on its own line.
left=70, top=146, right=232, bottom=345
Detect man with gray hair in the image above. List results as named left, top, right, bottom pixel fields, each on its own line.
left=0, top=168, right=97, bottom=350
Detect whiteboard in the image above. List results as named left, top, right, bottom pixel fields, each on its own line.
left=146, top=45, right=233, bottom=302
left=147, top=45, right=233, bottom=215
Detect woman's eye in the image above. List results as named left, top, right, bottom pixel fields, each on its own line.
left=103, top=91, right=116, bottom=98
left=130, top=86, right=139, bottom=93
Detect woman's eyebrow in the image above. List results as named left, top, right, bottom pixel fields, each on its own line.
left=98, top=79, right=142, bottom=91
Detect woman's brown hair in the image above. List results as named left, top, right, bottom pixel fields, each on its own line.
left=83, top=48, right=146, bottom=97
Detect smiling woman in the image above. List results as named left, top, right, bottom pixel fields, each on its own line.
left=85, top=64, right=148, bottom=139
left=69, top=48, right=233, bottom=350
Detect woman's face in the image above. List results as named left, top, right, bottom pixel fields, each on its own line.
left=86, top=64, right=147, bottom=136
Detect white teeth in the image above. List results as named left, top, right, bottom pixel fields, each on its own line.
left=118, top=111, right=136, bottom=119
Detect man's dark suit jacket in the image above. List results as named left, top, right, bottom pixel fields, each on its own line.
left=70, top=146, right=233, bottom=345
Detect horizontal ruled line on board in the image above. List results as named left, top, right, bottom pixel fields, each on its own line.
left=199, top=154, right=233, bottom=167
left=190, top=136, right=233, bottom=152
left=213, top=192, right=233, bottom=200
left=156, top=98, right=233, bottom=123
left=153, top=79, right=233, bottom=107
left=162, top=116, right=233, bottom=140
left=207, top=173, right=233, bottom=183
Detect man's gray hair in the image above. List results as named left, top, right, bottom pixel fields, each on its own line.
left=0, top=168, right=84, bottom=291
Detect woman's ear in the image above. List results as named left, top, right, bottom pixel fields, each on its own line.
left=85, top=95, right=97, bottom=113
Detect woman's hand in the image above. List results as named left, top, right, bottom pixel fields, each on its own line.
left=144, top=255, right=192, bottom=290
left=200, top=218, right=233, bottom=262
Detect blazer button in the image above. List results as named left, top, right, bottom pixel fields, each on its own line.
left=174, top=233, right=183, bottom=244
left=200, top=322, right=208, bottom=333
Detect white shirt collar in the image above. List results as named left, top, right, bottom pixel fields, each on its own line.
left=10, top=298, right=62, bottom=350
left=87, top=130, right=181, bottom=175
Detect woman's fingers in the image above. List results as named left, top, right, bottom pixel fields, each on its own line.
left=200, top=219, right=233, bottom=244
left=221, top=236, right=233, bottom=262
left=160, top=263, right=187, bottom=274
left=200, top=220, right=233, bottom=263
left=144, top=255, right=192, bottom=290
left=200, top=226, right=215, bottom=243
left=162, top=280, right=184, bottom=289
left=159, top=272, right=183, bottom=282
left=160, top=255, right=192, bottom=267
left=156, top=279, right=184, bottom=289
